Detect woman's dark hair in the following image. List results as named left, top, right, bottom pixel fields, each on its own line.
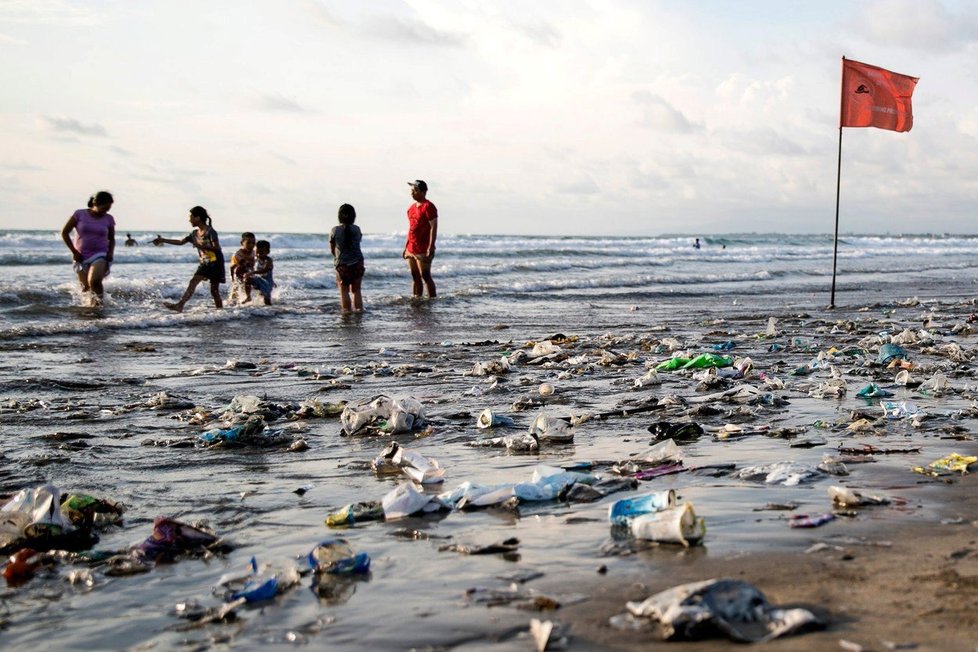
left=338, top=204, right=356, bottom=225
left=190, top=205, right=212, bottom=226
left=87, top=191, right=114, bottom=208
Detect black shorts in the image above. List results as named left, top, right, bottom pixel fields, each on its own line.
left=195, top=259, right=226, bottom=284
left=335, top=261, right=365, bottom=285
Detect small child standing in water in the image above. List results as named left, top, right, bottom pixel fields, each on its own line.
left=152, top=206, right=225, bottom=312
left=246, top=240, right=274, bottom=305
left=330, top=204, right=364, bottom=313
left=228, top=232, right=256, bottom=305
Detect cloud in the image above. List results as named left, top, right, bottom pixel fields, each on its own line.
left=853, top=0, right=978, bottom=52
left=0, top=160, right=43, bottom=171
left=513, top=20, right=561, bottom=48
left=363, top=14, right=466, bottom=46
left=632, top=91, right=697, bottom=132
left=0, top=32, right=27, bottom=44
left=40, top=115, right=107, bottom=137
left=0, top=0, right=99, bottom=25
left=254, top=93, right=310, bottom=113
left=555, top=175, right=600, bottom=195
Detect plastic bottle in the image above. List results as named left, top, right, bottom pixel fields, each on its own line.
left=608, top=490, right=677, bottom=526
left=307, top=539, right=371, bottom=575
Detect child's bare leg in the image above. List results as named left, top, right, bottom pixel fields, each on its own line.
left=210, top=280, right=223, bottom=308
left=165, top=275, right=205, bottom=312
left=351, top=277, right=363, bottom=312
left=244, top=281, right=253, bottom=303
left=338, top=280, right=352, bottom=312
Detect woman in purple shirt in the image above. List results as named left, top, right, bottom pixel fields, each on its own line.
left=61, top=190, right=116, bottom=302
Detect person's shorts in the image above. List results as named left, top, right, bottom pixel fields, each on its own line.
left=195, top=260, right=226, bottom=284
left=249, top=275, right=273, bottom=300
left=335, top=261, right=365, bottom=286
left=73, top=254, right=110, bottom=276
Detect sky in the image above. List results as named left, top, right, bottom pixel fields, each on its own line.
left=2, top=0, right=978, bottom=237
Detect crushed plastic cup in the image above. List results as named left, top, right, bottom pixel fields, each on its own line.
left=629, top=503, right=705, bottom=547
left=307, top=539, right=371, bottom=575
left=645, top=439, right=682, bottom=465
left=477, top=408, right=515, bottom=429
left=608, top=490, right=677, bottom=526
left=528, top=413, right=573, bottom=443
left=538, top=383, right=555, bottom=397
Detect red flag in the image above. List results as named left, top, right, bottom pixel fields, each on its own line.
left=841, top=58, right=918, bottom=132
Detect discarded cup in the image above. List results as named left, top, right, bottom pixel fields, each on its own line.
left=608, top=490, right=677, bottom=526
left=629, top=503, right=705, bottom=547
left=477, top=408, right=515, bottom=429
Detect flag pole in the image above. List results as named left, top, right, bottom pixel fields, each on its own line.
left=830, top=56, right=845, bottom=309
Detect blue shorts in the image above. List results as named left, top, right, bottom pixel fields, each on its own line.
left=73, top=254, right=109, bottom=275
left=249, top=275, right=273, bottom=300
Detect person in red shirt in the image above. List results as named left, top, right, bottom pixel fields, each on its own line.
left=402, top=179, right=438, bottom=298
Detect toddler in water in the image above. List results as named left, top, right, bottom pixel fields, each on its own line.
left=152, top=206, right=225, bottom=311
left=228, top=232, right=256, bottom=305
left=330, top=204, right=364, bottom=312
left=246, top=240, right=274, bottom=305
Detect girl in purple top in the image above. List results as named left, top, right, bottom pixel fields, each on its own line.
left=61, top=190, right=116, bottom=302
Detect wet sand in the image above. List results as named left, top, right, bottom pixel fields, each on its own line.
left=548, top=473, right=978, bottom=651
left=3, top=293, right=978, bottom=650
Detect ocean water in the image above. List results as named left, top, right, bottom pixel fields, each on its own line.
left=2, top=230, right=978, bottom=650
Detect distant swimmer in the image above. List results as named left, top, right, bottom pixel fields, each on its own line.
left=62, top=190, right=116, bottom=302
left=693, top=238, right=701, bottom=250
left=153, top=206, right=225, bottom=312
left=403, top=179, right=437, bottom=298
left=125, top=233, right=137, bottom=247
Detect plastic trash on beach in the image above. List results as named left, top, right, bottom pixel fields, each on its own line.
left=644, top=439, right=682, bottom=465
left=477, top=408, right=515, bottom=429
left=809, top=378, right=846, bottom=399
left=919, top=371, right=949, bottom=394
left=385, top=397, right=426, bottom=433
left=765, top=317, right=779, bottom=337
left=466, top=356, right=511, bottom=376
left=648, top=422, right=704, bottom=442
left=0, top=484, right=77, bottom=550
left=893, top=369, right=915, bottom=386
left=381, top=482, right=450, bottom=520
left=733, top=462, right=823, bottom=486
left=324, top=501, right=385, bottom=528
left=880, top=400, right=921, bottom=419
left=340, top=395, right=426, bottom=435
left=528, top=340, right=562, bottom=360
left=913, top=453, right=977, bottom=476
left=438, top=465, right=601, bottom=510
left=827, top=486, right=890, bottom=507
left=134, top=516, right=221, bottom=561
left=198, top=415, right=285, bottom=446
left=608, top=490, right=677, bottom=527
left=528, top=413, right=574, bottom=443
left=855, top=383, right=893, bottom=398
left=61, top=494, right=124, bottom=529
left=371, top=441, right=444, bottom=484
left=787, top=513, right=835, bottom=528
left=218, top=556, right=300, bottom=603
left=633, top=368, right=661, bottom=388
left=629, top=503, right=705, bottom=546
left=307, top=539, right=371, bottom=576
left=877, top=343, right=907, bottom=365
left=616, top=578, right=822, bottom=642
